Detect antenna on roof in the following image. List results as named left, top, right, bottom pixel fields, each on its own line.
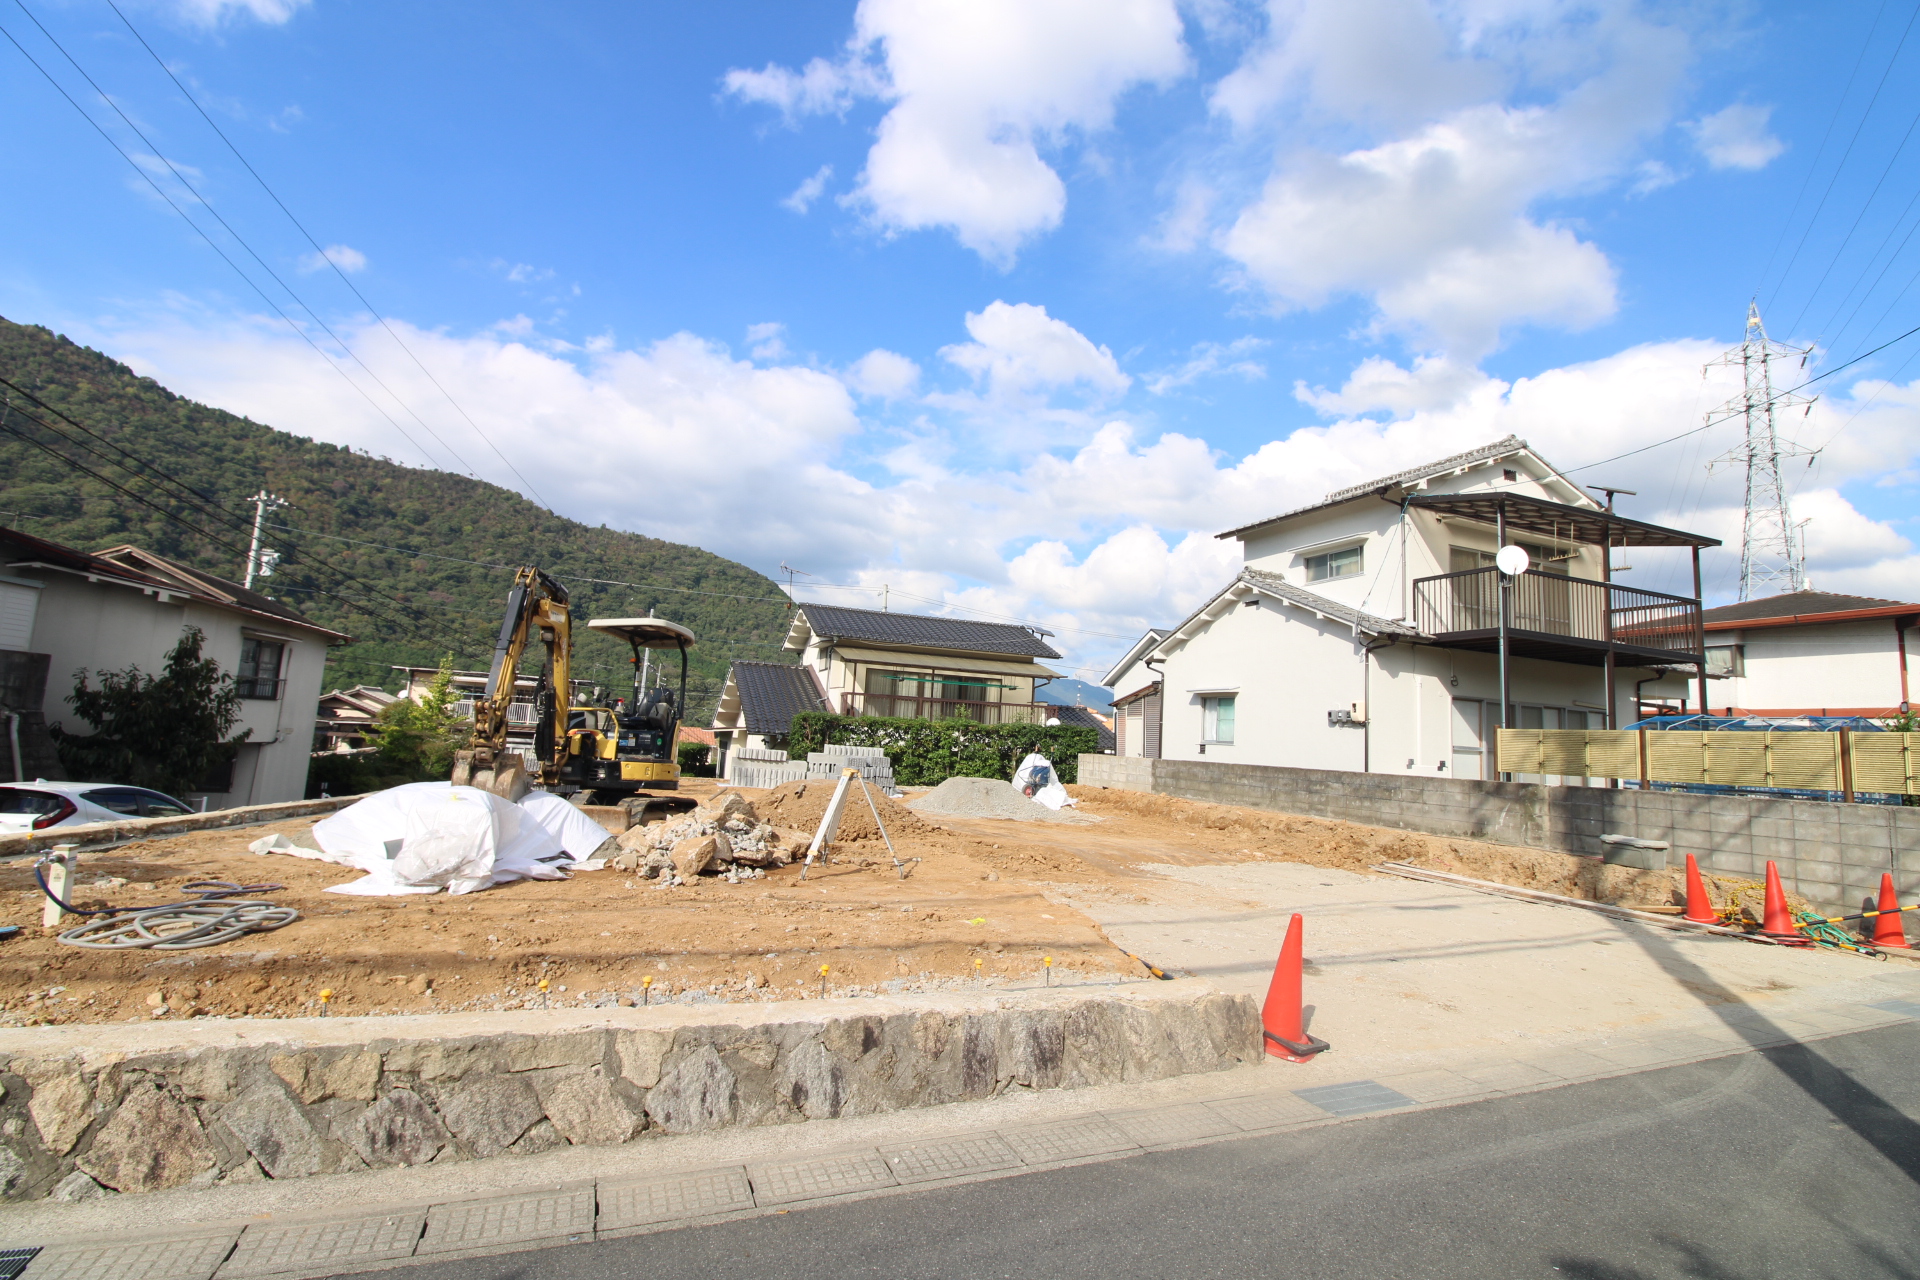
left=778, top=562, right=814, bottom=595
left=1584, top=485, right=1636, bottom=513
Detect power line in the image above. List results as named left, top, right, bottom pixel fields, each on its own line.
left=1784, top=93, right=1920, bottom=338
left=103, top=0, right=554, bottom=511
left=1763, top=0, right=1920, bottom=314
left=0, top=16, right=460, bottom=475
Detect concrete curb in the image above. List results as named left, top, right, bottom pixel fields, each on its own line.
left=0, top=795, right=366, bottom=859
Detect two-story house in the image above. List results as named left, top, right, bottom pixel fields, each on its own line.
left=710, top=603, right=1065, bottom=775
left=1635, top=590, right=1918, bottom=718
left=1, top=527, right=347, bottom=805
left=1103, top=436, right=1721, bottom=780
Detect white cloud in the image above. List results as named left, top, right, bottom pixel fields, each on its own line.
left=1210, top=0, right=1690, bottom=357
left=167, top=0, right=306, bottom=24
left=1690, top=103, right=1784, bottom=171
left=72, top=301, right=1920, bottom=680
left=726, top=0, right=1189, bottom=265
left=1145, top=337, right=1266, bottom=394
left=746, top=321, right=789, bottom=361
left=847, top=348, right=921, bottom=398
left=501, top=262, right=555, bottom=284
left=938, top=301, right=1130, bottom=401
left=297, top=244, right=367, bottom=275
left=781, top=164, right=834, bottom=213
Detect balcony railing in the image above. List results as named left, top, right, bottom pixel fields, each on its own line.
left=839, top=692, right=1054, bottom=726
left=1412, top=567, right=1703, bottom=666
left=236, top=677, right=286, bottom=701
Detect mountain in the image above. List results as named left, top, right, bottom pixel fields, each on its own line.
left=0, top=317, right=795, bottom=711
left=1035, top=678, right=1114, bottom=708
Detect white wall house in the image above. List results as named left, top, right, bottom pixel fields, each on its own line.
left=1, top=527, right=346, bottom=806
left=1105, top=436, right=1721, bottom=781
left=1637, top=591, right=1918, bottom=718
left=712, top=603, right=1064, bottom=777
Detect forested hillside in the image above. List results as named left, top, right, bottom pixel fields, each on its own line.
left=0, top=317, right=794, bottom=710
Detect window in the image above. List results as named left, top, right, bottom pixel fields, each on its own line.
left=1706, top=644, right=1745, bottom=677
left=1304, top=545, right=1363, bottom=582
left=1202, top=695, right=1235, bottom=744
left=238, top=638, right=285, bottom=700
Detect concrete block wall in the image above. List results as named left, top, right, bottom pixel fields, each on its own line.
left=1078, top=754, right=1920, bottom=914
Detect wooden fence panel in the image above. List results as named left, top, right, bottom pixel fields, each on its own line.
left=1851, top=733, right=1920, bottom=795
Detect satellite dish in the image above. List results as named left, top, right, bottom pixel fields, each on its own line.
left=1495, top=545, right=1531, bottom=576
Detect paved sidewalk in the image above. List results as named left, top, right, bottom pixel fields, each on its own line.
left=9, top=965, right=1920, bottom=1280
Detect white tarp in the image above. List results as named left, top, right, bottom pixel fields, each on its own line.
left=1012, top=753, right=1075, bottom=810
left=297, top=782, right=579, bottom=896
left=517, top=790, right=619, bottom=860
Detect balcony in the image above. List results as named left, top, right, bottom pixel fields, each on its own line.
left=1413, top=567, right=1704, bottom=668
left=838, top=692, right=1055, bottom=725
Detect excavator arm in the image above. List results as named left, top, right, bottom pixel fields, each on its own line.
left=452, top=566, right=570, bottom=798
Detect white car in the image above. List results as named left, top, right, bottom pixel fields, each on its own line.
left=0, top=782, right=197, bottom=834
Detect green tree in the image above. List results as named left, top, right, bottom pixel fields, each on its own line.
left=53, top=625, right=250, bottom=795
left=369, top=658, right=468, bottom=779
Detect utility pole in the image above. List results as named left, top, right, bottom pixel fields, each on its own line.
left=1704, top=303, right=1818, bottom=600
left=243, top=491, right=287, bottom=590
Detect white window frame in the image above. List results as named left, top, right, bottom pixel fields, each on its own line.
left=1303, top=544, right=1364, bottom=583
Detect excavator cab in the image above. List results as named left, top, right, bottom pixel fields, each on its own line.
left=567, top=616, right=698, bottom=818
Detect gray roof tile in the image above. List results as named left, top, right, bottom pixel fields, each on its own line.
left=798, top=604, right=1061, bottom=658
left=730, top=661, right=828, bottom=736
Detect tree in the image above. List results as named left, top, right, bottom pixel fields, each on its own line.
left=369, top=658, right=468, bottom=779
left=53, top=625, right=250, bottom=796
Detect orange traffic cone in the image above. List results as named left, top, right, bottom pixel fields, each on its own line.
left=1871, top=873, right=1910, bottom=949
left=1683, top=854, right=1717, bottom=925
left=1761, top=861, right=1808, bottom=943
left=1261, top=913, right=1331, bottom=1063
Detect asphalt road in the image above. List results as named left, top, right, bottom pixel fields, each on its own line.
left=349, top=1022, right=1920, bottom=1280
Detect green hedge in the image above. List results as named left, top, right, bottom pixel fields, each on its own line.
left=786, top=713, right=1100, bottom=787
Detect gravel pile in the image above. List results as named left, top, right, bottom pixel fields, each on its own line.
left=907, top=775, right=1094, bottom=823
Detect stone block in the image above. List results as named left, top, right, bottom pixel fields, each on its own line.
left=504, top=1031, right=607, bottom=1074
left=215, top=1084, right=335, bottom=1179
left=76, top=1082, right=216, bottom=1193
left=531, top=1068, right=641, bottom=1147
left=347, top=1088, right=449, bottom=1168
left=646, top=1044, right=738, bottom=1133
left=26, top=1070, right=94, bottom=1155
left=615, top=1029, right=670, bottom=1089
left=433, top=1074, right=544, bottom=1158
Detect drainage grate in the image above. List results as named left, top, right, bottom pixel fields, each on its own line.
left=1870, top=999, right=1920, bottom=1020
left=0, top=1249, right=37, bottom=1280
left=1293, top=1080, right=1416, bottom=1117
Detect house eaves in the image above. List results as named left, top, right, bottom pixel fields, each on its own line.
left=1215, top=435, right=1598, bottom=543
left=1100, top=627, right=1172, bottom=688
left=1152, top=568, right=1420, bottom=657
left=785, top=602, right=1061, bottom=660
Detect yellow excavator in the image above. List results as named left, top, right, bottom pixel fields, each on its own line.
left=452, top=567, right=698, bottom=820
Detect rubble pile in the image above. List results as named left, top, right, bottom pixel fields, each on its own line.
left=608, top=793, right=803, bottom=887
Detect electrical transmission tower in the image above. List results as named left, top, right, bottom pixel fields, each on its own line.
left=1704, top=302, right=1819, bottom=600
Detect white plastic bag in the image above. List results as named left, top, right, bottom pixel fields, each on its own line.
left=1012, top=753, right=1076, bottom=810
left=308, top=782, right=566, bottom=895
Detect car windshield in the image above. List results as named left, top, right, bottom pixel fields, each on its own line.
left=0, top=788, right=67, bottom=817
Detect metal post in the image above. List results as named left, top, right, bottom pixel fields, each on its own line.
left=1497, top=500, right=1511, bottom=779
left=1602, top=519, right=1615, bottom=733
left=1692, top=546, right=1709, bottom=716
left=242, top=490, right=284, bottom=589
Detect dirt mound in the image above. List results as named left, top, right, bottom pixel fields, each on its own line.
left=748, top=779, right=935, bottom=843
left=910, top=776, right=1094, bottom=823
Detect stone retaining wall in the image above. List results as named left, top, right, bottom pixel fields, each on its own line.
left=1079, top=754, right=1920, bottom=914
left=0, top=986, right=1257, bottom=1201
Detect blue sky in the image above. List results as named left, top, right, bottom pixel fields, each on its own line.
left=3, top=0, right=1919, bottom=683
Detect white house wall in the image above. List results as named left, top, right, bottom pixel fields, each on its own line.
left=26, top=573, right=327, bottom=806
left=1156, top=595, right=1622, bottom=777
left=1639, top=619, right=1914, bottom=715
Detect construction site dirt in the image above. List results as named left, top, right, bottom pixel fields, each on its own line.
left=0, top=780, right=1813, bottom=1027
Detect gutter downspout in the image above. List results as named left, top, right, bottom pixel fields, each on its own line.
left=1360, top=633, right=1398, bottom=774
left=1144, top=656, right=1165, bottom=761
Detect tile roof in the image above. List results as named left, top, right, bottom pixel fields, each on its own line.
left=1702, top=590, right=1920, bottom=627
left=796, top=603, right=1062, bottom=659
left=1044, top=704, right=1115, bottom=752
left=1238, top=568, right=1422, bottom=637
left=1215, top=435, right=1570, bottom=541
left=729, top=661, right=829, bottom=736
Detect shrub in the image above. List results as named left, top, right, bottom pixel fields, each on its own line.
left=678, top=741, right=716, bottom=777
left=53, top=625, right=250, bottom=796
left=786, top=713, right=1099, bottom=787
left=369, top=659, right=467, bottom=780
